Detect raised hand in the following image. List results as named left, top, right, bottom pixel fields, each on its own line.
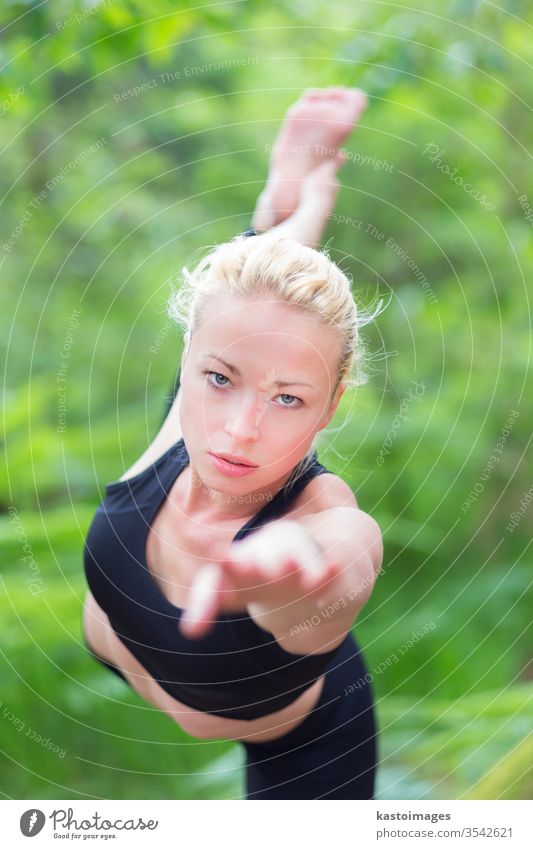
left=178, top=519, right=341, bottom=640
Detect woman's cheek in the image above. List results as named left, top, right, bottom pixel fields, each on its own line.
left=282, top=409, right=316, bottom=442
left=274, top=426, right=311, bottom=463
left=194, top=387, right=220, bottom=421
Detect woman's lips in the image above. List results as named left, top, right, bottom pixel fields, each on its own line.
left=208, top=453, right=258, bottom=477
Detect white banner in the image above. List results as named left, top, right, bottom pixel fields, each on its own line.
left=2, top=800, right=529, bottom=848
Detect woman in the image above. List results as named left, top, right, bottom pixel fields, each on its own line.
left=82, top=87, right=383, bottom=799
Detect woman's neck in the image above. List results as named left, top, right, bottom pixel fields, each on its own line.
left=176, top=462, right=293, bottom=524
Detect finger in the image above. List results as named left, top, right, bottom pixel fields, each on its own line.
left=274, top=556, right=301, bottom=583
left=179, top=563, right=222, bottom=639
left=302, top=559, right=340, bottom=594
left=221, top=550, right=264, bottom=585
left=300, top=568, right=326, bottom=593
left=299, top=544, right=330, bottom=591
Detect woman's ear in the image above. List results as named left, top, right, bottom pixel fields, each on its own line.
left=334, top=382, right=347, bottom=406
left=318, top=381, right=347, bottom=431
left=329, top=380, right=347, bottom=415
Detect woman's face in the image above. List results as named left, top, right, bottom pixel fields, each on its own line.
left=179, top=293, right=346, bottom=494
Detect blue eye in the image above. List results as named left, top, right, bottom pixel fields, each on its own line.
left=277, top=393, right=302, bottom=409
left=202, top=368, right=229, bottom=388
left=201, top=368, right=303, bottom=409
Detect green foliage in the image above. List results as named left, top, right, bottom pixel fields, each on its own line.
left=377, top=687, right=533, bottom=799
left=465, top=733, right=533, bottom=801
left=1, top=0, right=531, bottom=800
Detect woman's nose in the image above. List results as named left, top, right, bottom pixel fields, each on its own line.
left=224, top=394, right=261, bottom=442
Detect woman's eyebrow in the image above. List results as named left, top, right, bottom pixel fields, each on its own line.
left=204, top=352, right=317, bottom=389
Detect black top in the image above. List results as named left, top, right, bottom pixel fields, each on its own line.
left=83, top=438, right=348, bottom=719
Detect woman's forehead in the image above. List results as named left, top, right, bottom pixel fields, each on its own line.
left=198, top=293, right=331, bottom=342
left=194, top=296, right=341, bottom=382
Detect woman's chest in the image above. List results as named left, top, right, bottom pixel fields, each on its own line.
left=145, top=499, right=245, bottom=609
left=143, top=469, right=321, bottom=610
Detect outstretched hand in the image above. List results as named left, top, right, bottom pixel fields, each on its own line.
left=178, top=519, right=341, bottom=639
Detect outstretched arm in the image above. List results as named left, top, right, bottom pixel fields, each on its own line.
left=179, top=506, right=382, bottom=650
left=179, top=470, right=383, bottom=654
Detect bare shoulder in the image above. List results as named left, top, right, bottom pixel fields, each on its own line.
left=288, top=468, right=359, bottom=518
left=118, top=387, right=183, bottom=482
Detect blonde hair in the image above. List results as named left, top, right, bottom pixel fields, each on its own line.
left=168, top=230, right=382, bottom=491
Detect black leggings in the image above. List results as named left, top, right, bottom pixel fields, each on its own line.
left=240, top=630, right=377, bottom=799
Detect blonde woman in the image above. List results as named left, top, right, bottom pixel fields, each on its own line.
left=83, top=87, right=383, bottom=799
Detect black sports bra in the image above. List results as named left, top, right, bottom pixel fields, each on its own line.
left=83, top=437, right=348, bottom=720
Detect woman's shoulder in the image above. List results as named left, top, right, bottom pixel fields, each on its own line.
left=289, top=463, right=359, bottom=517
